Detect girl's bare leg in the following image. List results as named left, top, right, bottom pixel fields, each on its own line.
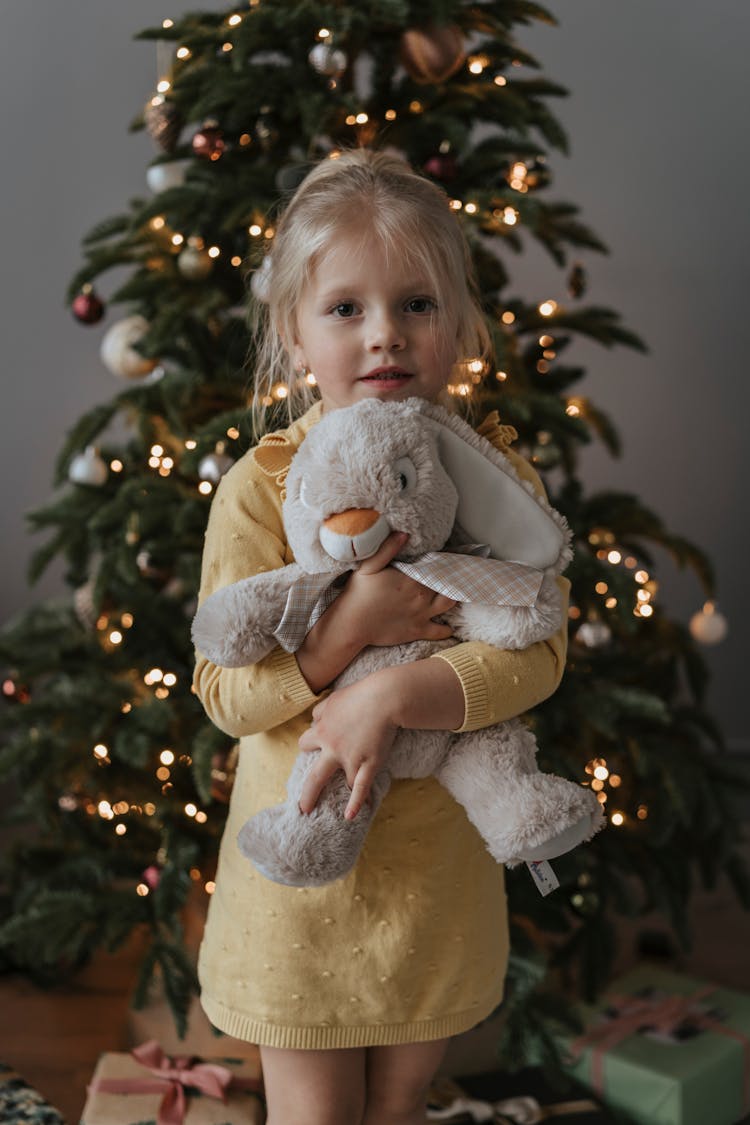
left=260, top=1044, right=367, bottom=1125
left=362, top=1038, right=450, bottom=1125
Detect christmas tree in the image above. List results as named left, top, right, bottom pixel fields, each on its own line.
left=2, top=0, right=748, bottom=1063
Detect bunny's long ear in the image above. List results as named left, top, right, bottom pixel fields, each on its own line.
left=420, top=405, right=570, bottom=570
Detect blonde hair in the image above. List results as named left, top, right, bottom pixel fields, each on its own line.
left=250, top=148, right=491, bottom=430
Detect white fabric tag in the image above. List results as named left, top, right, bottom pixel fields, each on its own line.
left=526, top=859, right=559, bottom=896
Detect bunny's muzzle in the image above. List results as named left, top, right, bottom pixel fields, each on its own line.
left=319, top=508, right=391, bottom=562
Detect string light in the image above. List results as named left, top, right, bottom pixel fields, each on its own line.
left=495, top=370, right=508, bottom=382
left=185, top=803, right=198, bottom=817
left=221, top=42, right=233, bottom=53
left=227, top=427, right=240, bottom=439
left=501, top=311, right=515, bottom=325
left=150, top=216, right=166, bottom=231
left=93, top=744, right=109, bottom=761
left=198, top=481, right=213, bottom=495
left=468, top=54, right=489, bottom=74
left=98, top=800, right=114, bottom=820
left=239, top=133, right=251, bottom=146
left=248, top=224, right=262, bottom=237
left=500, top=206, right=518, bottom=225
left=231, top=255, right=242, bottom=266
left=493, top=74, right=507, bottom=86
left=176, top=46, right=191, bottom=59
left=318, top=27, right=331, bottom=39
left=110, top=460, right=123, bottom=472
left=156, top=79, right=171, bottom=93
left=136, top=883, right=150, bottom=896
left=566, top=399, right=583, bottom=417
left=385, top=109, right=397, bottom=121
left=185, top=439, right=197, bottom=450
left=610, top=812, right=625, bottom=826
left=115, top=824, right=127, bottom=836
left=272, top=383, right=289, bottom=400
left=637, top=805, right=648, bottom=819
left=464, top=202, right=478, bottom=215
left=162, top=18, right=174, bottom=29
left=449, top=199, right=462, bottom=211
left=160, top=750, right=175, bottom=766
left=539, top=300, right=558, bottom=317
left=609, top=774, right=621, bottom=787
left=228, top=13, right=243, bottom=26
left=205, top=881, right=216, bottom=894
left=409, top=100, right=423, bottom=114
left=171, top=233, right=184, bottom=247
left=109, top=630, right=123, bottom=645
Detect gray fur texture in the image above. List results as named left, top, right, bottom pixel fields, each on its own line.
left=193, top=398, right=603, bottom=886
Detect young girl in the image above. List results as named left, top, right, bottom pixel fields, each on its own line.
left=193, top=150, right=570, bottom=1125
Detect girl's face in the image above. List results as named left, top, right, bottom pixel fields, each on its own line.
left=291, top=228, right=457, bottom=412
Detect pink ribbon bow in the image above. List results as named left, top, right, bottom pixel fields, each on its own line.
left=88, top=1040, right=263, bottom=1125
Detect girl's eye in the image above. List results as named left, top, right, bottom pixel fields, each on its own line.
left=405, top=296, right=436, bottom=314
left=393, top=456, right=417, bottom=493
left=331, top=302, right=357, bottom=318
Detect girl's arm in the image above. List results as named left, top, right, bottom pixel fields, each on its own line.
left=193, top=455, right=327, bottom=738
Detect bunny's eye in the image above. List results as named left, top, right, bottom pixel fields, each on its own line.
left=393, top=457, right=417, bottom=493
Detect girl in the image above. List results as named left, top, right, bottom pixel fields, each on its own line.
left=193, top=150, right=570, bottom=1125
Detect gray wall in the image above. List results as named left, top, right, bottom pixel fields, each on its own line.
left=3, top=1, right=747, bottom=746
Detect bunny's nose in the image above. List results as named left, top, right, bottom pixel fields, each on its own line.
left=320, top=508, right=391, bottom=562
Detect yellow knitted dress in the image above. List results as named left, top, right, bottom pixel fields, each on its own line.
left=194, top=402, right=569, bottom=1049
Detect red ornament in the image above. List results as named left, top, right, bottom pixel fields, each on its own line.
left=423, top=153, right=457, bottom=181
left=142, top=864, right=161, bottom=890
left=400, top=25, right=466, bottom=85
left=72, top=288, right=105, bottom=325
left=192, top=123, right=225, bottom=161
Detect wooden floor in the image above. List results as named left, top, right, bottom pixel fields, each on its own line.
left=1, top=860, right=749, bottom=1123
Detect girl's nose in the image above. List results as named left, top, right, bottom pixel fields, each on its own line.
left=366, top=311, right=406, bottom=352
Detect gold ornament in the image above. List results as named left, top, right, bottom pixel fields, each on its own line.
left=400, top=24, right=466, bottom=85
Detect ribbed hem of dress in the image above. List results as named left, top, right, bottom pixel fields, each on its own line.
left=430, top=650, right=489, bottom=733
left=267, top=646, right=324, bottom=708
left=200, top=989, right=504, bottom=1050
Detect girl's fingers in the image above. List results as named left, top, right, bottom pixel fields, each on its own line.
left=357, top=531, right=408, bottom=575
left=431, top=594, right=457, bottom=612
left=344, top=763, right=374, bottom=821
left=426, top=622, right=454, bottom=640
left=298, top=726, right=320, bottom=752
left=298, top=755, right=339, bottom=814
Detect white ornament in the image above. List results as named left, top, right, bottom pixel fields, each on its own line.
left=146, top=160, right=188, bottom=193
left=100, top=315, right=157, bottom=379
left=251, top=255, right=272, bottom=302
left=199, top=452, right=234, bottom=482
left=689, top=602, right=728, bottom=645
left=178, top=245, right=213, bottom=280
left=577, top=620, right=612, bottom=648
left=308, top=43, right=347, bottom=77
left=69, top=446, right=108, bottom=487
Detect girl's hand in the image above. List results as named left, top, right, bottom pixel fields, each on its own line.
left=295, top=530, right=455, bottom=694
left=340, top=531, right=456, bottom=648
left=297, top=675, right=397, bottom=820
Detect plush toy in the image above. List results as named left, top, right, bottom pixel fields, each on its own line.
left=192, top=398, right=603, bottom=886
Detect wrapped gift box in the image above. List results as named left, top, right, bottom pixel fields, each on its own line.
left=560, top=965, right=750, bottom=1125
left=81, top=1042, right=264, bottom=1125
left=428, top=1068, right=615, bottom=1122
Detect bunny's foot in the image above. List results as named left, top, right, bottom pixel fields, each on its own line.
left=237, top=753, right=390, bottom=887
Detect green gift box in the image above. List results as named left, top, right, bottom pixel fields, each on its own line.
left=560, top=966, right=750, bottom=1125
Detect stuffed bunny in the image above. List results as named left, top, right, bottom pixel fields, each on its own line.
left=192, top=398, right=603, bottom=887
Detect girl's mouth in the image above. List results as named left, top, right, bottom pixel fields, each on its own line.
left=359, top=367, right=414, bottom=384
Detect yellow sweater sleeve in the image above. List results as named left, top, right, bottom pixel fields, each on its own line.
left=431, top=439, right=570, bottom=733
left=192, top=444, right=325, bottom=739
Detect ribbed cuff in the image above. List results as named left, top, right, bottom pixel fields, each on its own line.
left=267, top=646, right=325, bottom=708
left=430, top=649, right=490, bottom=733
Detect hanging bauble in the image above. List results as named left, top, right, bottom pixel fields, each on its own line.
left=73, top=581, right=98, bottom=629
left=199, top=450, right=234, bottom=483
left=144, top=99, right=183, bottom=153
left=308, top=43, right=348, bottom=77
left=69, top=446, right=108, bottom=487
left=211, top=744, right=240, bottom=803
left=577, top=619, right=612, bottom=648
left=100, top=315, right=157, bottom=380
left=178, top=243, right=213, bottom=281
left=192, top=122, right=225, bottom=161
left=255, top=106, right=279, bottom=150
left=568, top=262, right=587, bottom=299
left=136, top=549, right=169, bottom=581
left=400, top=25, right=466, bottom=84
left=531, top=439, right=562, bottom=470
left=423, top=153, right=457, bottom=181
left=146, top=160, right=188, bottom=193
left=689, top=601, right=728, bottom=645
left=72, top=287, right=105, bottom=325
left=142, top=864, right=161, bottom=891
left=250, top=255, right=272, bottom=303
